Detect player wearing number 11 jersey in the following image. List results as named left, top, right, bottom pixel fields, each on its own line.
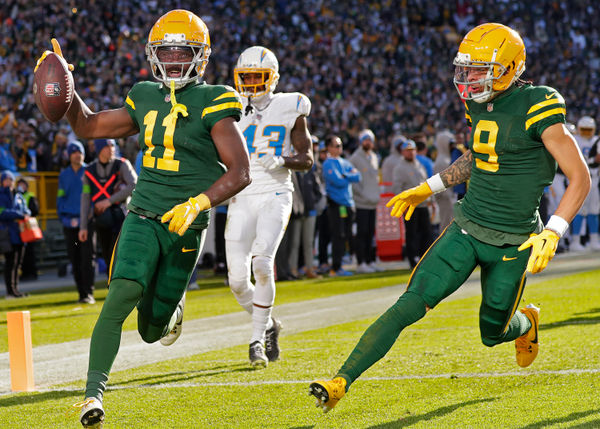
left=309, top=23, right=591, bottom=413
left=38, top=10, right=251, bottom=427
left=226, top=46, right=313, bottom=368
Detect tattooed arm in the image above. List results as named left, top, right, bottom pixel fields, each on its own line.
left=440, top=150, right=473, bottom=188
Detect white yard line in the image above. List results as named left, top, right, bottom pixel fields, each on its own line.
left=0, top=253, right=598, bottom=394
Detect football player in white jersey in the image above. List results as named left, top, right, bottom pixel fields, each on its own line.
left=571, top=116, right=600, bottom=250
left=226, top=46, right=313, bottom=367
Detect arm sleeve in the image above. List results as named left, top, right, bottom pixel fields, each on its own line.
left=323, top=159, right=350, bottom=187
left=201, top=86, right=243, bottom=131
left=124, top=83, right=140, bottom=128
left=110, top=159, right=137, bottom=204
left=525, top=87, right=567, bottom=141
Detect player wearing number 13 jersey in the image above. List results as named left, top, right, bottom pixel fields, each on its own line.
left=226, top=46, right=313, bottom=368
left=39, top=10, right=251, bottom=427
left=309, top=23, right=591, bottom=413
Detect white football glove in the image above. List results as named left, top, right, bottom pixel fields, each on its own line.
left=258, top=155, right=285, bottom=171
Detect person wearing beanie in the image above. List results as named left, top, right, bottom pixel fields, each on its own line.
left=350, top=129, right=382, bottom=274
left=0, top=170, right=30, bottom=298
left=79, top=138, right=136, bottom=270
left=58, top=141, right=96, bottom=303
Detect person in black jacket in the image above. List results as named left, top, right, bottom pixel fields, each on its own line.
left=0, top=170, right=30, bottom=298
left=79, top=139, right=136, bottom=268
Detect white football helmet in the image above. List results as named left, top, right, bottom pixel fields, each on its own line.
left=577, top=116, right=596, bottom=139
left=234, top=46, right=279, bottom=99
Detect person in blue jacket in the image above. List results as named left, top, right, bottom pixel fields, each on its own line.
left=322, top=135, right=361, bottom=276
left=57, top=141, right=96, bottom=304
left=0, top=170, right=30, bottom=298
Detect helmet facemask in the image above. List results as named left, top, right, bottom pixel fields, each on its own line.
left=146, top=34, right=211, bottom=90
left=234, top=68, right=278, bottom=98
left=453, top=51, right=508, bottom=103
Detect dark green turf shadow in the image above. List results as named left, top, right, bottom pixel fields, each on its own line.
left=366, top=397, right=496, bottom=428
left=516, top=408, right=600, bottom=428
left=0, top=389, right=80, bottom=407
left=112, top=363, right=254, bottom=387
left=540, top=313, right=600, bottom=332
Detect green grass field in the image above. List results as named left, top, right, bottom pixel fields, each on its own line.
left=1, top=269, right=600, bottom=428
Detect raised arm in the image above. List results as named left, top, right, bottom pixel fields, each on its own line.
left=65, top=95, right=139, bottom=139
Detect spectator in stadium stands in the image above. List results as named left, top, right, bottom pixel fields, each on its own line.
left=58, top=141, right=96, bottom=304
left=0, top=132, right=17, bottom=173
left=570, top=116, right=600, bottom=251
left=415, top=140, right=434, bottom=178
left=323, top=135, right=361, bottom=276
left=0, top=170, right=30, bottom=298
left=450, top=131, right=468, bottom=199
left=349, top=129, right=382, bottom=274
left=380, top=135, right=405, bottom=194
left=79, top=138, right=136, bottom=269
left=16, top=178, right=40, bottom=281
left=433, top=130, right=457, bottom=232
left=392, top=139, right=433, bottom=269
left=315, top=141, right=331, bottom=274
left=290, top=162, right=323, bottom=279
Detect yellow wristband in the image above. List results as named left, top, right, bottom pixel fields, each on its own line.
left=191, top=193, right=211, bottom=211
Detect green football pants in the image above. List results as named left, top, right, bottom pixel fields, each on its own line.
left=85, top=213, right=205, bottom=400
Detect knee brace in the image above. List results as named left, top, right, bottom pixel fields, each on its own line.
left=252, top=255, right=274, bottom=284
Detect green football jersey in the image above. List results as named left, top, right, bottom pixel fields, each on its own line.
left=124, top=81, right=242, bottom=228
left=454, top=84, right=566, bottom=244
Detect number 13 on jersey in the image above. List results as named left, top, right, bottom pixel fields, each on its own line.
left=243, top=124, right=287, bottom=159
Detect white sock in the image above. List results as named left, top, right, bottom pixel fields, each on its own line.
left=251, top=305, right=272, bottom=344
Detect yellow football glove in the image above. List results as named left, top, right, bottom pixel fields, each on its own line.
left=35, top=38, right=74, bottom=73
left=161, top=194, right=211, bottom=236
left=517, top=229, right=560, bottom=274
left=386, top=182, right=433, bottom=220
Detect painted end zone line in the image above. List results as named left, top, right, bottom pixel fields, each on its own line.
left=16, top=367, right=600, bottom=395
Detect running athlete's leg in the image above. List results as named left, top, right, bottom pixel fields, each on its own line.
left=335, top=223, right=477, bottom=389
left=226, top=195, right=257, bottom=314
left=138, top=227, right=204, bottom=343
left=478, top=243, right=530, bottom=346
left=85, top=215, right=159, bottom=400
left=85, top=278, right=142, bottom=400
left=250, top=193, right=292, bottom=344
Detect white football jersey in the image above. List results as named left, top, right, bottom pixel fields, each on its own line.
left=237, top=92, right=311, bottom=195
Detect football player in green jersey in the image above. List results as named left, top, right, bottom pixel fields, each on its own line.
left=309, top=23, right=591, bottom=413
left=36, top=10, right=250, bottom=428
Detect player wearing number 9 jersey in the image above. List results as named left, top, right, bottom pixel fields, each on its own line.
left=309, top=23, right=591, bottom=413
left=40, top=10, right=251, bottom=427
left=226, top=46, right=313, bottom=368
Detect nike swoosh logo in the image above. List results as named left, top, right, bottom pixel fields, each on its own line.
left=502, top=255, right=517, bottom=261
left=531, top=315, right=538, bottom=344
left=545, top=92, right=556, bottom=99
left=181, top=247, right=197, bottom=253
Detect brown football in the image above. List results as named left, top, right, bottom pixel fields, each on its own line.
left=33, top=52, right=74, bottom=123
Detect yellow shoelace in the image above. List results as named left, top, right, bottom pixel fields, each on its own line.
left=165, top=80, right=188, bottom=127
left=66, top=398, right=96, bottom=417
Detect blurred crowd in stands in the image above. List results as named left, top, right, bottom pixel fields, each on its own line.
left=2, top=0, right=600, bottom=172
left=2, top=1, right=600, bottom=293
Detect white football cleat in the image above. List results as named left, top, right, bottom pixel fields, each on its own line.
left=75, top=397, right=104, bottom=428
left=160, top=293, right=185, bottom=346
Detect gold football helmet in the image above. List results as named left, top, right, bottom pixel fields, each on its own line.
left=453, top=23, right=526, bottom=103
left=146, top=10, right=211, bottom=89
